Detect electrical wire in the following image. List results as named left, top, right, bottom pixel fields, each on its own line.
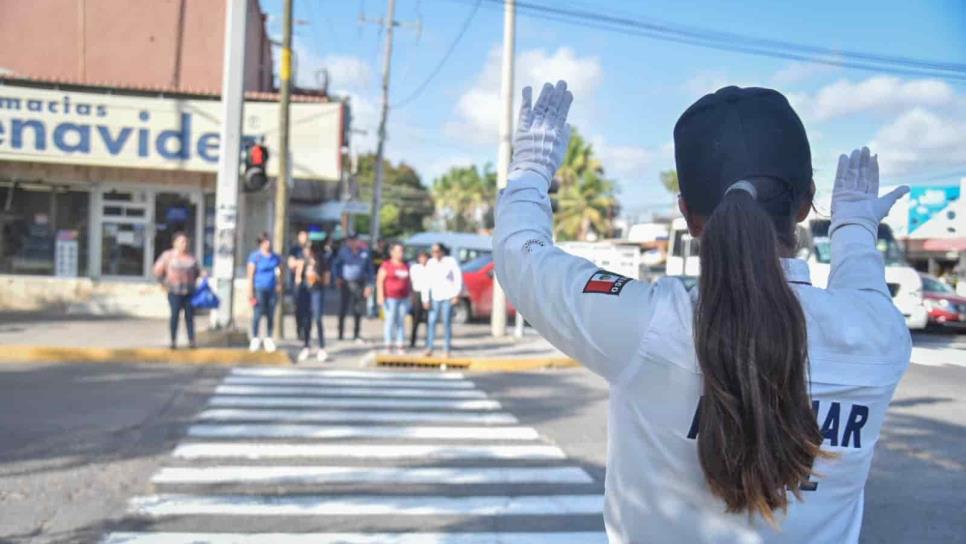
left=392, top=0, right=483, bottom=108
left=450, top=0, right=966, bottom=82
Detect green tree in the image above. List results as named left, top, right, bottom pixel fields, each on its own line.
left=431, top=164, right=497, bottom=232
left=660, top=169, right=679, bottom=194
left=552, top=127, right=618, bottom=241
left=354, top=153, right=434, bottom=238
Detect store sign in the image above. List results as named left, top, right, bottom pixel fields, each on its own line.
left=908, top=184, right=961, bottom=238
left=0, top=85, right=343, bottom=179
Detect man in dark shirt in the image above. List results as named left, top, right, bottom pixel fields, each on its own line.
left=331, top=233, right=374, bottom=342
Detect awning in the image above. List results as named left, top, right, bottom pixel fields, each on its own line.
left=923, top=238, right=966, bottom=252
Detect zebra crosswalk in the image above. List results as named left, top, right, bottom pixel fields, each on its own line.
left=102, top=367, right=607, bottom=543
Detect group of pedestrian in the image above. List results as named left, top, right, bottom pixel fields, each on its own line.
left=154, top=228, right=463, bottom=359
left=370, top=240, right=463, bottom=357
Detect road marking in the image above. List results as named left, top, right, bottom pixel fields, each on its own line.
left=231, top=368, right=466, bottom=380
left=215, top=385, right=487, bottom=398
left=186, top=424, right=540, bottom=441
left=196, top=408, right=518, bottom=425
left=207, top=396, right=502, bottom=411
left=129, top=494, right=604, bottom=517
left=911, top=346, right=966, bottom=368
left=151, top=466, right=594, bottom=485
left=223, top=376, right=477, bottom=389
left=172, top=443, right=568, bottom=460
left=103, top=532, right=609, bottom=544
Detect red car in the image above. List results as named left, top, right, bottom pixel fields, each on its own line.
left=454, top=254, right=517, bottom=323
left=920, top=274, right=966, bottom=330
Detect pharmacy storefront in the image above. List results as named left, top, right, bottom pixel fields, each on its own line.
left=0, top=81, right=344, bottom=315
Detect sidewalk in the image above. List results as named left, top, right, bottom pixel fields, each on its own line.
left=0, top=310, right=574, bottom=371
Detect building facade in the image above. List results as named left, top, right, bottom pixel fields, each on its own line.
left=0, top=0, right=351, bottom=316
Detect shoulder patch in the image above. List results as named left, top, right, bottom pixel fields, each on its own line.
left=582, top=269, right=632, bottom=296
left=522, top=238, right=546, bottom=254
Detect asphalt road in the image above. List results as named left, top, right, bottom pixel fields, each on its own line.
left=0, top=333, right=963, bottom=544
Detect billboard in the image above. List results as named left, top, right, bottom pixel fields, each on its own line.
left=0, top=84, right=343, bottom=180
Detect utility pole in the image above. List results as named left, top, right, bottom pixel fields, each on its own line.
left=369, top=0, right=397, bottom=250
left=212, top=0, right=248, bottom=329
left=272, top=0, right=293, bottom=341
left=491, top=0, right=515, bottom=338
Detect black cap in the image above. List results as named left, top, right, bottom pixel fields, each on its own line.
left=673, top=86, right=812, bottom=216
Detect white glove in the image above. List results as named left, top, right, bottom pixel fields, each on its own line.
left=829, top=147, right=909, bottom=238
left=508, top=80, right=573, bottom=186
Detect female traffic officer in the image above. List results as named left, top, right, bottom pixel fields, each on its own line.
left=493, top=81, right=911, bottom=543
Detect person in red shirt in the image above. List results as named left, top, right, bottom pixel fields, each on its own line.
left=376, top=242, right=412, bottom=353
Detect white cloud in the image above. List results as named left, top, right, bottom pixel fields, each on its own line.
left=794, top=76, right=956, bottom=122
left=870, top=107, right=966, bottom=178
left=682, top=70, right=732, bottom=98
left=318, top=54, right=374, bottom=91
left=449, top=46, right=603, bottom=143
left=770, top=61, right=839, bottom=86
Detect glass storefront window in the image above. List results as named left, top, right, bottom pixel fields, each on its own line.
left=101, top=222, right=146, bottom=276
left=0, top=185, right=89, bottom=277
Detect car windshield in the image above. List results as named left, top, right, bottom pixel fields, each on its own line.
left=461, top=254, right=492, bottom=273
left=812, top=236, right=906, bottom=266
left=921, top=276, right=955, bottom=294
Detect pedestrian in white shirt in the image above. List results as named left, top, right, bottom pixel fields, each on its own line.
left=494, top=81, right=911, bottom=544
left=422, top=243, right=463, bottom=357
left=408, top=251, right=431, bottom=348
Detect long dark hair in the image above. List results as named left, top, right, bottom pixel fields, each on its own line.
left=693, top=177, right=828, bottom=524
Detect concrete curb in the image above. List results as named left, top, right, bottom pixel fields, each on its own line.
left=374, top=354, right=580, bottom=372
left=0, top=345, right=291, bottom=366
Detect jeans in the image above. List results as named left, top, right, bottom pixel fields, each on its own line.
left=167, top=292, right=195, bottom=345
left=304, top=288, right=326, bottom=349
left=252, top=288, right=277, bottom=337
left=383, top=297, right=410, bottom=347
left=426, top=299, right=453, bottom=352
left=410, top=291, right=426, bottom=347
left=338, top=280, right=366, bottom=340
left=295, top=285, right=311, bottom=341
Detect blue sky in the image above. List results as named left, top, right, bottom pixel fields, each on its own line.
left=261, top=0, right=966, bottom=219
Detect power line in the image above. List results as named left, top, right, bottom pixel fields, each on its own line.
left=392, top=0, right=483, bottom=108
left=451, top=0, right=966, bottom=82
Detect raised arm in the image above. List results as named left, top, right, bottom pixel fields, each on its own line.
left=827, top=147, right=908, bottom=298
left=493, top=81, right=656, bottom=384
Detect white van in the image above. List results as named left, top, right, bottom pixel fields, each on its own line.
left=796, top=219, right=928, bottom=330
left=664, top=216, right=927, bottom=330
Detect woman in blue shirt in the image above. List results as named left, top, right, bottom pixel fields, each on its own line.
left=247, top=232, right=283, bottom=352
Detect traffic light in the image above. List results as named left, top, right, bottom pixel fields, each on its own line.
left=243, top=143, right=270, bottom=192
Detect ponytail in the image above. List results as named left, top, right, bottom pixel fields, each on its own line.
left=694, top=185, right=826, bottom=524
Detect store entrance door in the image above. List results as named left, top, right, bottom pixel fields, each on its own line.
left=154, top=192, right=199, bottom=262
left=100, top=190, right=150, bottom=277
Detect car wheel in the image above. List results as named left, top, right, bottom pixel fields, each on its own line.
left=452, top=299, right=472, bottom=324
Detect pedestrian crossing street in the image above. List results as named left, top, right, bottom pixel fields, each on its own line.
left=102, top=368, right=608, bottom=543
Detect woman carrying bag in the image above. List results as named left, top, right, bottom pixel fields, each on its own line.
left=494, top=82, right=911, bottom=543
left=153, top=231, right=201, bottom=350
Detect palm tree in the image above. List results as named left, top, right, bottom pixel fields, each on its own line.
left=554, top=173, right=617, bottom=241
left=431, top=164, right=496, bottom=232
left=552, top=127, right=617, bottom=241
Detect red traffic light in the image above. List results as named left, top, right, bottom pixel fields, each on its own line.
left=247, top=143, right=269, bottom=167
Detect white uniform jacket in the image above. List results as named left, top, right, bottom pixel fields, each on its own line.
left=493, top=171, right=912, bottom=544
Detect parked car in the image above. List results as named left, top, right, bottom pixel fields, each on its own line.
left=920, top=274, right=966, bottom=330
left=454, top=254, right=516, bottom=323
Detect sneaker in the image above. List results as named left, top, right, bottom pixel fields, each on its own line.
left=248, top=338, right=261, bottom=352
left=297, top=347, right=311, bottom=362
left=354, top=337, right=367, bottom=346
left=263, top=338, right=277, bottom=353
left=423, top=349, right=434, bottom=357
left=316, top=349, right=329, bottom=363
left=395, top=345, right=407, bottom=355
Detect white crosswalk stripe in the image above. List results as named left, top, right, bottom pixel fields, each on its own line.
left=195, top=408, right=518, bottom=424
left=103, top=532, right=609, bottom=544
left=104, top=367, right=605, bottom=543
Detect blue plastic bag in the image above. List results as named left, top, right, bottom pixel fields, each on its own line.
left=191, top=278, right=220, bottom=309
